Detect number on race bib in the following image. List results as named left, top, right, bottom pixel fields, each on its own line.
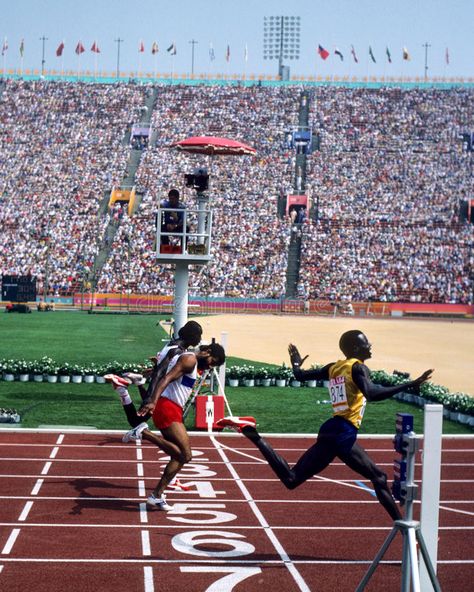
left=328, top=376, right=349, bottom=411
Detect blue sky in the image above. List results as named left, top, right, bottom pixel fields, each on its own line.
left=2, top=0, right=473, bottom=78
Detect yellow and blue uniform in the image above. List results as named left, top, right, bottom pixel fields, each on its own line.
left=328, top=358, right=367, bottom=429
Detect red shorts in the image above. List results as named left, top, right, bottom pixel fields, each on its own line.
left=152, top=397, right=183, bottom=430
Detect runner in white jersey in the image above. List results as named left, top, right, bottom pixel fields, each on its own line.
left=105, top=321, right=203, bottom=492
left=133, top=340, right=225, bottom=511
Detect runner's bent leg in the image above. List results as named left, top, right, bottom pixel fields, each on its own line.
left=149, top=422, right=192, bottom=497
left=242, top=426, right=335, bottom=489
left=339, top=442, right=402, bottom=521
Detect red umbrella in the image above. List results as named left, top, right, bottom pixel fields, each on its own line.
left=172, top=136, right=256, bottom=156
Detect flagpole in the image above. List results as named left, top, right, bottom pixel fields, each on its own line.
left=40, top=35, right=48, bottom=76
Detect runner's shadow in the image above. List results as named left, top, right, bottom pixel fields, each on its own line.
left=69, top=478, right=140, bottom=515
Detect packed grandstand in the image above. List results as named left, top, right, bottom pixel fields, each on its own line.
left=0, top=78, right=472, bottom=305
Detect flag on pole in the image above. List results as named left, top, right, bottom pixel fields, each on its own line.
left=226, top=44, right=230, bottom=62
left=318, top=44, right=329, bottom=60
left=139, top=40, right=144, bottom=53
left=334, top=47, right=344, bottom=61
left=167, top=43, right=176, bottom=55
left=403, top=47, right=411, bottom=60
left=19, top=39, right=24, bottom=57
left=369, top=46, right=376, bottom=63
left=244, top=44, right=248, bottom=62
left=445, top=47, right=449, bottom=65
left=1, top=38, right=8, bottom=56
left=91, top=41, right=100, bottom=53
left=151, top=42, right=159, bottom=55
left=209, top=43, right=215, bottom=61
left=75, top=41, right=85, bottom=55
left=56, top=41, right=65, bottom=57
left=351, top=44, right=359, bottom=63
left=386, top=47, right=392, bottom=63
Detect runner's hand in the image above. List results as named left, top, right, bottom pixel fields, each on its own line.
left=138, top=400, right=156, bottom=416
left=288, top=343, right=308, bottom=367
left=413, top=369, right=434, bottom=386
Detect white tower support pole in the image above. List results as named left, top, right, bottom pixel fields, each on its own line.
left=419, top=404, right=443, bottom=589
left=218, top=332, right=228, bottom=396
left=197, top=193, right=208, bottom=245
left=173, top=261, right=189, bottom=337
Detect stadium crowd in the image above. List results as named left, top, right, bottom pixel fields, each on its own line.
left=0, top=79, right=147, bottom=295
left=0, top=80, right=472, bottom=304
left=299, top=86, right=473, bottom=303
left=96, top=84, right=297, bottom=297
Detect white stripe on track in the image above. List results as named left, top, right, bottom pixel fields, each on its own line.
left=138, top=480, right=146, bottom=497
left=143, top=566, right=154, bottom=592
left=141, top=530, right=151, bottom=556
left=18, top=502, right=34, bottom=522
left=211, top=435, right=311, bottom=592
left=30, top=479, right=44, bottom=496
left=41, top=462, right=52, bottom=475
left=49, top=447, right=59, bottom=459
left=136, top=448, right=143, bottom=461
left=1, top=529, right=20, bottom=554
left=139, top=503, right=148, bottom=524
left=55, top=434, right=64, bottom=445
left=137, top=463, right=144, bottom=477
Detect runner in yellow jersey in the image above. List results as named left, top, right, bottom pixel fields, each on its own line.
left=217, top=330, right=433, bottom=521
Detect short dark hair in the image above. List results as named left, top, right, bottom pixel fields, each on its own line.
left=201, top=342, right=226, bottom=367
left=178, top=320, right=202, bottom=346
left=168, top=188, right=180, bottom=200
left=339, top=330, right=364, bottom=356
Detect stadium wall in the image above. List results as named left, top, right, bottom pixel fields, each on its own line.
left=2, top=71, right=474, bottom=89
left=73, top=293, right=474, bottom=318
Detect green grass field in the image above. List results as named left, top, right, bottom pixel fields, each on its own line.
left=0, top=310, right=471, bottom=434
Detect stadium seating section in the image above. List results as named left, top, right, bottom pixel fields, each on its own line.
left=0, top=80, right=472, bottom=303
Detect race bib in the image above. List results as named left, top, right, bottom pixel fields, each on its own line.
left=329, top=376, right=349, bottom=411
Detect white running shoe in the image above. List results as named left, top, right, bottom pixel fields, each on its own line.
left=123, top=372, right=146, bottom=385
left=147, top=493, right=172, bottom=511
left=216, top=416, right=257, bottom=432
left=104, top=374, right=132, bottom=389
left=167, top=478, right=191, bottom=492
left=122, top=422, right=148, bottom=443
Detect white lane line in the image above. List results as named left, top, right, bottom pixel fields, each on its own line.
left=138, top=480, right=146, bottom=497
left=41, top=462, right=52, bottom=475
left=211, top=435, right=311, bottom=592
left=0, top=565, right=3, bottom=573
left=137, top=463, right=144, bottom=477
left=1, top=529, right=21, bottom=554
left=49, top=447, right=59, bottom=459
left=136, top=448, right=143, bottom=461
left=139, top=503, right=148, bottom=524
left=144, top=566, right=154, bottom=592
left=56, top=434, right=64, bottom=445
left=18, top=502, right=34, bottom=522
left=30, top=479, right=44, bottom=496
left=141, top=530, right=151, bottom=556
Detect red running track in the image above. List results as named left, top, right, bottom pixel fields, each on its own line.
left=0, top=430, right=472, bottom=591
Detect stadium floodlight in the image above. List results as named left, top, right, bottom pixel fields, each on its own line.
left=263, top=15, right=301, bottom=80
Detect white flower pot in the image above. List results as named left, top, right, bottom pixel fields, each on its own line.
left=458, top=413, right=470, bottom=425
left=84, top=375, right=95, bottom=383
left=59, top=375, right=71, bottom=383
left=468, top=416, right=474, bottom=427
left=275, top=379, right=287, bottom=387
left=72, top=375, right=83, bottom=384
left=19, top=374, right=30, bottom=382
left=261, top=378, right=272, bottom=387
left=95, top=376, right=106, bottom=384
left=243, top=379, right=255, bottom=387
left=228, top=379, right=239, bottom=387
left=290, top=380, right=301, bottom=387
left=3, top=373, right=15, bottom=382
left=33, top=375, right=44, bottom=382
left=47, top=375, right=58, bottom=383
left=306, top=380, right=317, bottom=387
